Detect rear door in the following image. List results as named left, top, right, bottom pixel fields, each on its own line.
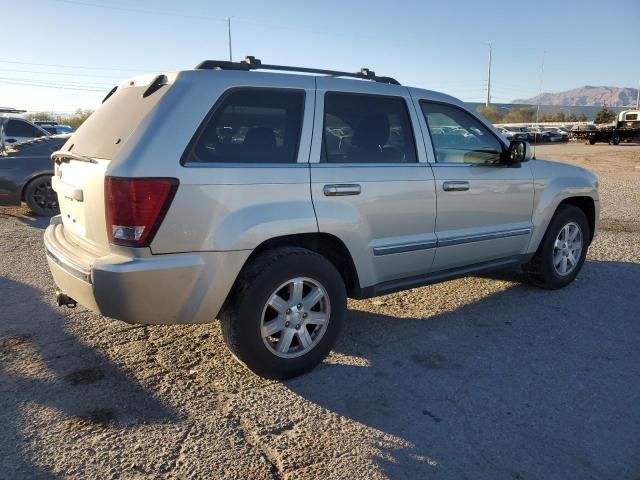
left=414, top=99, right=534, bottom=271
left=310, top=79, right=437, bottom=288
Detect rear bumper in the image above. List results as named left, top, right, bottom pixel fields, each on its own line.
left=44, top=218, right=250, bottom=324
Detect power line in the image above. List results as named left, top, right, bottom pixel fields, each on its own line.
left=0, top=59, right=156, bottom=72
left=0, top=79, right=105, bottom=92
left=0, top=67, right=125, bottom=79
left=49, top=0, right=227, bottom=22
left=0, top=75, right=112, bottom=87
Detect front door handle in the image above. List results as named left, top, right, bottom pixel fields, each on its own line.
left=323, top=184, right=361, bottom=196
left=442, top=181, right=470, bottom=192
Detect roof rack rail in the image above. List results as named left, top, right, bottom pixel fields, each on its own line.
left=195, top=56, right=400, bottom=85
left=0, top=107, right=27, bottom=114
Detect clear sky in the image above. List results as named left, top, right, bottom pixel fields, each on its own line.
left=2, top=0, right=639, bottom=112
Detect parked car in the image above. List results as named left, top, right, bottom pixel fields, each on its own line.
left=544, top=127, right=569, bottom=142
left=0, top=134, right=69, bottom=215
left=0, top=117, right=50, bottom=145
left=45, top=57, right=599, bottom=379
left=499, top=126, right=529, bottom=141
left=35, top=121, right=74, bottom=135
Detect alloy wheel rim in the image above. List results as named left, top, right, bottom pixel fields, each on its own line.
left=552, top=222, right=583, bottom=276
left=260, top=277, right=331, bottom=359
left=32, top=180, right=58, bottom=213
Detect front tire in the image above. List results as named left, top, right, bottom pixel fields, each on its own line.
left=220, top=247, right=346, bottom=380
left=524, top=205, right=590, bottom=289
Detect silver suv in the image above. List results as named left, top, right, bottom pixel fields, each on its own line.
left=45, top=57, right=599, bottom=379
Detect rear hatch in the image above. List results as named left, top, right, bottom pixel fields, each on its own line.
left=53, top=74, right=174, bottom=254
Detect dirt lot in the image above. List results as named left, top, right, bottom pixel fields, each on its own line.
left=1, top=142, right=639, bottom=480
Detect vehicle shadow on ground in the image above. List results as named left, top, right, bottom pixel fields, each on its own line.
left=287, top=260, right=640, bottom=479
left=0, top=210, right=49, bottom=229
left=0, top=277, right=178, bottom=479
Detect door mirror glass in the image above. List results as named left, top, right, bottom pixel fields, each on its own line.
left=506, top=140, right=531, bottom=164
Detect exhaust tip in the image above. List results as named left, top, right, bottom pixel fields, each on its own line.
left=56, top=290, right=77, bottom=309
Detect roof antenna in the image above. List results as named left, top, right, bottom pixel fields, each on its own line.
left=533, top=51, right=545, bottom=160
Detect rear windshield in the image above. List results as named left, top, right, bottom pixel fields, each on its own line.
left=64, top=84, right=169, bottom=159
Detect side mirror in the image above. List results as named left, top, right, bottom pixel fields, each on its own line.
left=505, top=140, right=532, bottom=164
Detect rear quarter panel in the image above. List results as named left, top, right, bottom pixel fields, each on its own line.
left=114, top=71, right=319, bottom=254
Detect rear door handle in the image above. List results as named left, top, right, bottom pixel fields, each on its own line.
left=442, top=181, right=470, bottom=192
left=323, top=184, right=361, bottom=196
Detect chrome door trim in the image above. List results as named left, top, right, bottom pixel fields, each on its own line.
left=438, top=227, right=532, bottom=247
left=374, top=227, right=532, bottom=256
left=373, top=239, right=438, bottom=256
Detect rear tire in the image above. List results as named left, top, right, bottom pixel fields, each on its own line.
left=611, top=134, right=621, bottom=145
left=24, top=176, right=59, bottom=217
left=219, top=247, right=346, bottom=380
left=524, top=205, right=590, bottom=289
left=588, top=137, right=596, bottom=145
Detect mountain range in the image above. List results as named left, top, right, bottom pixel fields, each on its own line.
left=513, top=86, right=638, bottom=108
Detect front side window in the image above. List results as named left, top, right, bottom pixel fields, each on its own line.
left=420, top=102, right=503, bottom=164
left=187, top=88, right=305, bottom=164
left=322, top=92, right=417, bottom=164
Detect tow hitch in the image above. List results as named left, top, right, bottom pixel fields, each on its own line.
left=56, top=290, right=77, bottom=308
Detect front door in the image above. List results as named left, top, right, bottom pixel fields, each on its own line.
left=309, top=79, right=437, bottom=289
left=416, top=100, right=534, bottom=271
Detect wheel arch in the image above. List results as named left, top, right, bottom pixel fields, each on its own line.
left=21, top=173, right=53, bottom=201
left=248, top=232, right=361, bottom=293
left=557, top=196, right=596, bottom=244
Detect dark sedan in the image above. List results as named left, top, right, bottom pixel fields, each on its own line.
left=0, top=134, right=70, bottom=216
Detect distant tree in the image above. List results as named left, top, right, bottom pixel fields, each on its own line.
left=552, top=112, right=566, bottom=122
left=63, top=109, right=94, bottom=130
left=475, top=105, right=503, bottom=124
left=538, top=112, right=553, bottom=122
left=566, top=113, right=578, bottom=122
left=593, top=106, right=616, bottom=124
left=25, top=112, right=55, bottom=122
left=503, top=107, right=536, bottom=123
left=577, top=112, right=588, bottom=122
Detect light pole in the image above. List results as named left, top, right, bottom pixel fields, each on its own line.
left=486, top=42, right=492, bottom=107
left=227, top=17, right=233, bottom=62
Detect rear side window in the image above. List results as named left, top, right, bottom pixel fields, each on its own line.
left=5, top=120, right=44, bottom=138
left=322, top=92, right=416, bottom=164
left=185, top=88, right=305, bottom=164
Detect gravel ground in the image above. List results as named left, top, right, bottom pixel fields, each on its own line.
left=1, top=143, right=639, bottom=480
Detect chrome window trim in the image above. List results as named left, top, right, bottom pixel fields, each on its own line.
left=182, top=162, right=309, bottom=168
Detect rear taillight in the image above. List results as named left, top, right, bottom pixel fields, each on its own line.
left=104, top=177, right=178, bottom=247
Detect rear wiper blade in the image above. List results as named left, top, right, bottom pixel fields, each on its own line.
left=51, top=150, right=97, bottom=164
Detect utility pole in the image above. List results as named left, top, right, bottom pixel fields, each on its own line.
left=485, top=42, right=492, bottom=106
left=227, top=17, right=233, bottom=62
left=636, top=80, right=639, bottom=111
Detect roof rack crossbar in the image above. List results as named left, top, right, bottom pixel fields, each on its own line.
left=195, top=56, right=400, bottom=85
